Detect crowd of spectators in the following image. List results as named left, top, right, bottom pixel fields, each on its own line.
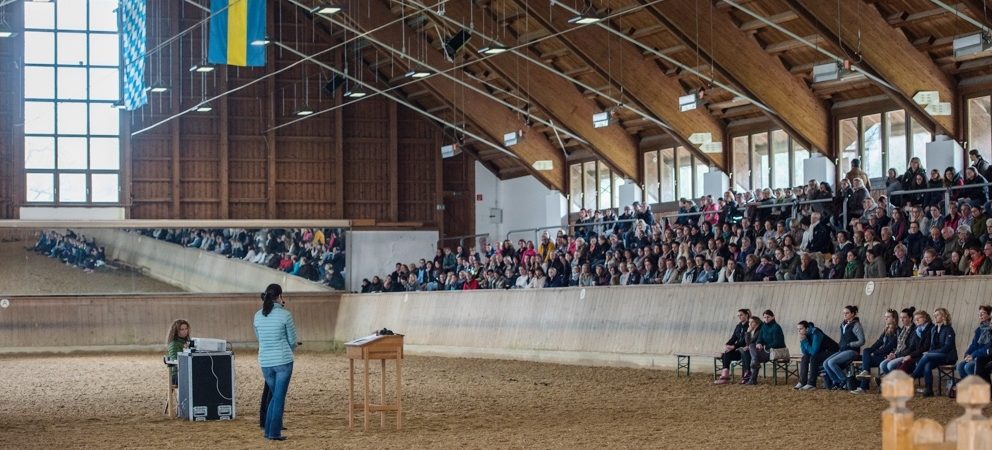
left=134, top=228, right=347, bottom=290
left=32, top=230, right=107, bottom=273
left=361, top=150, right=992, bottom=293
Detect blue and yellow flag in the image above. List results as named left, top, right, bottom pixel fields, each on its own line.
left=208, top=0, right=266, bottom=67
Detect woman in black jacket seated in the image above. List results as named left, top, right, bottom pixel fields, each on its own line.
left=910, top=308, right=956, bottom=397
left=714, top=309, right=751, bottom=385
left=852, top=308, right=899, bottom=393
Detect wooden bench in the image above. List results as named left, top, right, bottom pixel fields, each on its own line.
left=936, top=364, right=957, bottom=396
left=674, top=353, right=720, bottom=378
left=770, top=357, right=801, bottom=385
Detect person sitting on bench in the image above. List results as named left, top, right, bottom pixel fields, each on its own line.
left=795, top=320, right=838, bottom=390
left=714, top=309, right=751, bottom=385
left=852, top=309, right=898, bottom=394
left=879, top=307, right=918, bottom=377
left=911, top=308, right=956, bottom=397
left=823, top=305, right=865, bottom=390
left=956, top=305, right=992, bottom=381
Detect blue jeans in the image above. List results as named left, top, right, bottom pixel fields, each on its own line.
left=824, top=349, right=857, bottom=386
left=957, top=359, right=977, bottom=379
left=911, top=353, right=952, bottom=391
left=880, top=356, right=907, bottom=375
left=859, top=350, right=883, bottom=390
left=261, top=362, right=294, bottom=439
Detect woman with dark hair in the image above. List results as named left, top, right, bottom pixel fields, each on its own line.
left=165, top=319, right=191, bottom=385
left=741, top=310, right=787, bottom=385
left=911, top=307, right=956, bottom=397
left=823, top=305, right=865, bottom=390
left=852, top=309, right=899, bottom=393
left=715, top=309, right=751, bottom=385
left=956, top=305, right=992, bottom=380
left=254, top=284, right=298, bottom=441
left=796, top=320, right=839, bottom=390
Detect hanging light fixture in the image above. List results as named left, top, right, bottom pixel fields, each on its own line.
left=567, top=13, right=602, bottom=25
left=250, top=37, right=271, bottom=46
left=405, top=69, right=431, bottom=78
left=311, top=3, right=343, bottom=15
left=194, top=104, right=213, bottom=112
left=344, top=88, right=368, bottom=98
left=189, top=63, right=214, bottom=73
left=479, top=44, right=508, bottom=55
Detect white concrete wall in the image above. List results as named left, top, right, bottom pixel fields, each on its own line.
left=20, top=207, right=125, bottom=220
left=87, top=229, right=331, bottom=293
left=346, top=230, right=439, bottom=290
left=474, top=162, right=567, bottom=243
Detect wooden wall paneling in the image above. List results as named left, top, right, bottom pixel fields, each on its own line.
left=334, top=87, right=344, bottom=218
left=388, top=101, right=399, bottom=221
left=219, top=67, right=230, bottom=218
left=397, top=107, right=440, bottom=224
left=442, top=152, right=474, bottom=240
left=343, top=98, right=390, bottom=220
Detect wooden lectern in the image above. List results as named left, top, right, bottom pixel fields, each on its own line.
left=345, top=334, right=403, bottom=431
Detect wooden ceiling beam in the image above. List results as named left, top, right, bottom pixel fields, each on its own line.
left=438, top=0, right=641, bottom=182
left=516, top=0, right=728, bottom=171
left=960, top=0, right=992, bottom=29
left=341, top=0, right=566, bottom=190
left=788, top=0, right=958, bottom=137
left=645, top=0, right=830, bottom=155
left=740, top=11, right=799, bottom=32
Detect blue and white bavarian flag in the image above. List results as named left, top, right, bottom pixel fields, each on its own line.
left=121, top=0, right=148, bottom=110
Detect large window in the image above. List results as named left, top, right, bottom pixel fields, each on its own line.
left=731, top=129, right=810, bottom=191
left=837, top=109, right=933, bottom=179
left=641, top=147, right=706, bottom=205
left=568, top=161, right=626, bottom=213
left=970, top=96, right=991, bottom=162
left=23, top=0, right=121, bottom=204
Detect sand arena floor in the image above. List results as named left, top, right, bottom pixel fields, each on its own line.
left=0, top=352, right=976, bottom=449
left=0, top=241, right=184, bottom=295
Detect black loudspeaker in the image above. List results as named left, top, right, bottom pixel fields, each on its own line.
left=324, top=74, right=346, bottom=94
left=178, top=351, right=236, bottom=421
left=444, top=29, right=471, bottom=59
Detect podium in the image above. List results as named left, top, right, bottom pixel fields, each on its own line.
left=345, top=334, right=403, bottom=431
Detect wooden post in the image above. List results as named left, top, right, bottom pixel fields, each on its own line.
left=363, top=356, right=370, bottom=432
left=218, top=67, right=230, bottom=219
left=881, top=371, right=914, bottom=450
left=949, top=375, right=992, bottom=449
left=380, top=359, right=386, bottom=427
left=348, top=358, right=354, bottom=430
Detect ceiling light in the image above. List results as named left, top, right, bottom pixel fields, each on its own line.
left=0, top=31, right=14, bottom=38
left=953, top=32, right=991, bottom=58
left=503, top=131, right=519, bottom=147
left=312, top=4, right=342, bottom=15
left=479, top=45, right=508, bottom=55
left=295, top=108, right=314, bottom=116
left=250, top=38, right=270, bottom=46
left=344, top=89, right=368, bottom=98
left=811, top=61, right=841, bottom=83
left=405, top=69, right=431, bottom=79
left=146, top=84, right=169, bottom=93
left=110, top=101, right=126, bottom=109
left=189, top=63, right=214, bottom=73
left=679, top=93, right=698, bottom=112
left=568, top=15, right=602, bottom=25
left=195, top=104, right=213, bottom=112
left=593, top=111, right=613, bottom=128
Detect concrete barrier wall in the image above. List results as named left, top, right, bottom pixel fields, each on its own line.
left=0, top=293, right=340, bottom=351
left=88, top=229, right=331, bottom=293
left=4, top=278, right=992, bottom=370
left=332, top=277, right=992, bottom=369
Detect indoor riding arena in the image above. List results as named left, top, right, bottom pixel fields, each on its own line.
left=2, top=0, right=992, bottom=449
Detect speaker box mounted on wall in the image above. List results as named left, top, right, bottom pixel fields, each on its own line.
left=444, top=29, right=471, bottom=59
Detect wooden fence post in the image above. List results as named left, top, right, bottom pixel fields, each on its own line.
left=882, top=371, right=915, bottom=450
left=949, top=375, right=991, bottom=450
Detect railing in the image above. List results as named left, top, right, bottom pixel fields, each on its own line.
left=504, top=181, right=990, bottom=243
left=437, top=233, right=491, bottom=250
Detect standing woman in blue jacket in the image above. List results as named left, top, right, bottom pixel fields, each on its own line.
left=795, top=321, right=839, bottom=390
left=823, top=305, right=865, bottom=390
left=254, top=284, right=299, bottom=441
left=956, top=305, right=991, bottom=380
left=911, top=307, right=956, bottom=397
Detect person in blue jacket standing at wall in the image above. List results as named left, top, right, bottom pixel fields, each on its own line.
left=254, top=283, right=298, bottom=441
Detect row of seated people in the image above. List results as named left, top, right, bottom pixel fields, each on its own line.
left=716, top=305, right=992, bottom=397
left=134, top=228, right=347, bottom=289
left=32, top=230, right=107, bottom=273
left=360, top=155, right=992, bottom=292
